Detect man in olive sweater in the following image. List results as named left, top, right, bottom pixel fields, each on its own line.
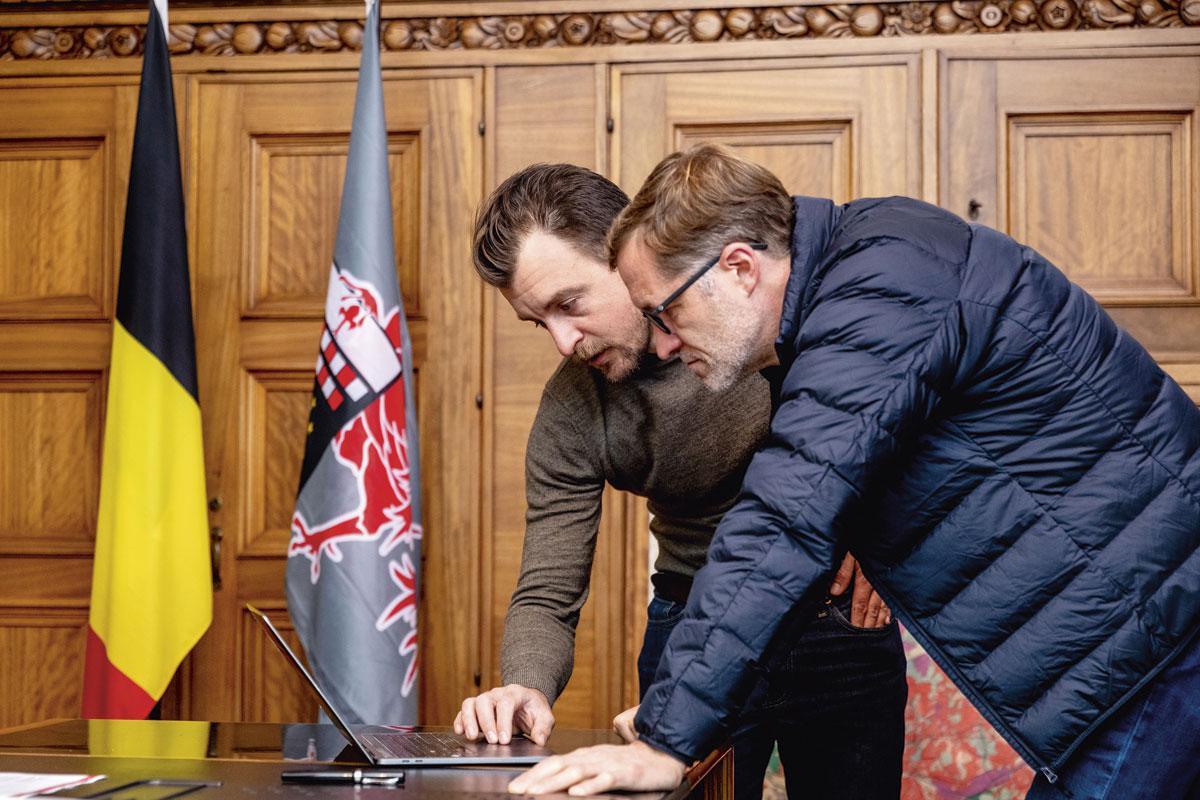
left=455, top=164, right=908, bottom=800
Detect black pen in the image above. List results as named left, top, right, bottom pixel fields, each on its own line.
left=282, top=768, right=406, bottom=786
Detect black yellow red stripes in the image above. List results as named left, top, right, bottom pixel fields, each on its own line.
left=82, top=1, right=210, bottom=719
left=113, top=2, right=196, bottom=401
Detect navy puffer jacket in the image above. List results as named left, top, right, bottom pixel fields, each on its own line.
left=634, top=196, right=1200, bottom=780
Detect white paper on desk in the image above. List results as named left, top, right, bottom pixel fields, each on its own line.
left=0, top=772, right=104, bottom=798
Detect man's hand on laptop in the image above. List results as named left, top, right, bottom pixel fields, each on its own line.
left=829, top=552, right=892, bottom=628
left=508, top=741, right=686, bottom=796
left=454, top=684, right=554, bottom=746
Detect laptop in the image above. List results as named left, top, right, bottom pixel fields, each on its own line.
left=247, top=604, right=553, bottom=766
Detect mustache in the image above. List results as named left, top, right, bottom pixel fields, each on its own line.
left=573, top=340, right=606, bottom=362
left=574, top=323, right=651, bottom=364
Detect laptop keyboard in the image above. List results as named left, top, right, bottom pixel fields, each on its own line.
left=363, top=731, right=467, bottom=759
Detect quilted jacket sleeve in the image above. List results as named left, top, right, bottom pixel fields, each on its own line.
left=634, top=231, right=962, bottom=761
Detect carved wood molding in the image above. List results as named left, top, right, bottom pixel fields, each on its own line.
left=2, top=1, right=1198, bottom=59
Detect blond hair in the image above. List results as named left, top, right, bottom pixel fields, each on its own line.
left=608, top=144, right=792, bottom=277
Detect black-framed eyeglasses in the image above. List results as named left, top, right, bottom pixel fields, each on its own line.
left=641, top=242, right=768, bottom=335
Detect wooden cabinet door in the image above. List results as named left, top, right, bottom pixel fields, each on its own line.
left=0, top=77, right=143, bottom=730
left=616, top=57, right=922, bottom=202
left=484, top=64, right=649, bottom=730
left=601, top=55, right=920, bottom=722
left=942, top=52, right=1200, bottom=404
left=185, top=69, right=483, bottom=726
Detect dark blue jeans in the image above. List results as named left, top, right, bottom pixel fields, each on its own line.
left=1025, top=632, right=1200, bottom=800
left=638, top=591, right=907, bottom=800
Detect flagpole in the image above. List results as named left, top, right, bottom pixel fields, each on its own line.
left=153, top=0, right=168, bottom=37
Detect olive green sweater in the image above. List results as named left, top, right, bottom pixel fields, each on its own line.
left=500, top=355, right=771, bottom=704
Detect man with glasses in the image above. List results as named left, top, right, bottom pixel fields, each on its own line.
left=509, top=145, right=1200, bottom=799
left=457, top=163, right=908, bottom=800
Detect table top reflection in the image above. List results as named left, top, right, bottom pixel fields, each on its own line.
left=0, top=719, right=623, bottom=763
left=0, top=720, right=705, bottom=800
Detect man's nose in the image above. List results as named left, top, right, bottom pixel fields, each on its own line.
left=548, top=322, right=583, bottom=357
left=652, top=326, right=683, bottom=360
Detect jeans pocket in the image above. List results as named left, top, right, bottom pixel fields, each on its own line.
left=645, top=596, right=686, bottom=627
left=827, top=595, right=898, bottom=635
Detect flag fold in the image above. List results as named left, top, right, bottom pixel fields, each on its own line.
left=83, top=0, right=212, bottom=720
left=286, top=0, right=424, bottom=725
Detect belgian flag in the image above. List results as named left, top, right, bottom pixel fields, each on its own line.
left=82, top=0, right=211, bottom=719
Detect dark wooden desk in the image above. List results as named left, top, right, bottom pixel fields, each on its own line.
left=0, top=720, right=731, bottom=800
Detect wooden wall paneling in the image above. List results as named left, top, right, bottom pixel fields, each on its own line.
left=864, top=54, right=923, bottom=199
left=0, top=84, right=124, bottom=321
left=920, top=48, right=939, bottom=204
left=237, top=600, right=319, bottom=723
left=1, top=19, right=1197, bottom=735
left=594, top=63, right=611, bottom=177
left=585, top=485, right=632, bottom=726
left=998, top=57, right=1198, bottom=305
left=1009, top=112, right=1190, bottom=300
left=946, top=52, right=1200, bottom=305
left=0, top=557, right=94, bottom=603
left=0, top=136, right=106, bottom=319
left=186, top=68, right=482, bottom=726
left=0, top=77, right=143, bottom=729
left=615, top=56, right=921, bottom=204
left=618, top=486, right=651, bottom=710
left=486, top=62, right=646, bottom=729
left=941, top=58, right=1000, bottom=226
left=186, top=75, right=244, bottom=723
left=0, top=325, right=110, bottom=372
left=414, top=70, right=485, bottom=727
left=1160, top=360, right=1200, bottom=404
left=478, top=62, right=497, bottom=726
left=680, top=120, right=855, bottom=201
left=246, top=132, right=423, bottom=317
left=486, top=62, right=594, bottom=726
left=608, top=53, right=652, bottom=716
left=1107, top=305, right=1200, bottom=372
left=0, top=376, right=102, bottom=557
left=610, top=52, right=921, bottom=723
left=240, top=318, right=429, bottom=373
left=241, top=372, right=313, bottom=561
left=942, top=49, right=1200, bottom=452
left=2, top=7, right=1199, bottom=68
left=0, top=606, right=90, bottom=728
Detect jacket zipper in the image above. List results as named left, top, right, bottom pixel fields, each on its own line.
left=854, top=562, right=1060, bottom=784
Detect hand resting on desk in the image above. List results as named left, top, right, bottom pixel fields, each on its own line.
left=507, top=740, right=686, bottom=796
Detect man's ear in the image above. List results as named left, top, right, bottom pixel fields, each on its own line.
left=719, top=242, right=763, bottom=296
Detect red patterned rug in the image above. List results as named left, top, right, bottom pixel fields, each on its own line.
left=900, top=628, right=1034, bottom=799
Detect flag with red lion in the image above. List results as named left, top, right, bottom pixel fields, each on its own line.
left=286, top=0, right=422, bottom=725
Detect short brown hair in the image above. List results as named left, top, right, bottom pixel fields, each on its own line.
left=608, top=144, right=792, bottom=277
left=472, top=164, right=629, bottom=288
